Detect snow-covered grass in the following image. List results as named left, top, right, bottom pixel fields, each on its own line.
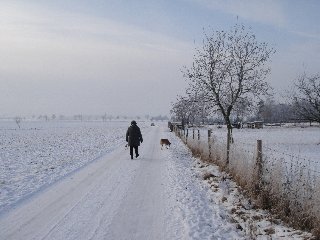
left=172, top=126, right=314, bottom=239
left=0, top=120, right=150, bottom=213
left=176, top=125, right=320, bottom=237
left=192, top=160, right=315, bottom=239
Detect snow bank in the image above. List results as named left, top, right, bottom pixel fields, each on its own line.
left=162, top=129, right=244, bottom=239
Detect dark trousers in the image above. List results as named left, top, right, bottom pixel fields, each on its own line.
left=130, top=146, right=139, bottom=157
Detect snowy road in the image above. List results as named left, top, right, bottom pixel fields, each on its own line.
left=0, top=126, right=180, bottom=240
left=0, top=126, right=241, bottom=240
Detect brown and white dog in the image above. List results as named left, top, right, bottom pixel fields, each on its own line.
left=160, top=139, right=171, bottom=149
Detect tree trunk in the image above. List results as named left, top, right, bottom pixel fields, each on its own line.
left=226, top=126, right=232, bottom=166
left=225, top=114, right=233, bottom=166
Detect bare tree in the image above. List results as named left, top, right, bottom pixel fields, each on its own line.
left=184, top=24, right=275, bottom=164
left=170, top=96, right=191, bottom=129
left=107, top=115, right=113, bottom=121
left=232, top=98, right=251, bottom=124
left=290, top=72, right=320, bottom=124
left=186, top=90, right=213, bottom=125
left=15, top=116, right=22, bottom=129
left=256, top=99, right=295, bottom=124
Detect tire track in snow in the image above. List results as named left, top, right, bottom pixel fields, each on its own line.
left=44, top=157, right=142, bottom=239
left=103, top=126, right=171, bottom=239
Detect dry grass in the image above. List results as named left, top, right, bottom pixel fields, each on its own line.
left=175, top=128, right=320, bottom=238
left=202, top=172, right=216, bottom=180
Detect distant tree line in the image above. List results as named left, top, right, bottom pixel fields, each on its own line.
left=150, top=115, right=169, bottom=121
left=288, top=72, right=320, bottom=123
left=171, top=76, right=320, bottom=126
left=10, top=114, right=169, bottom=123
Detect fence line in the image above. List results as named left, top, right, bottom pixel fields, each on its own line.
left=173, top=126, right=320, bottom=234
left=176, top=126, right=320, bottom=177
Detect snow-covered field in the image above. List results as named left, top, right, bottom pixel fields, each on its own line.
left=0, top=120, right=149, bottom=213
left=180, top=124, right=320, bottom=238
left=0, top=122, right=244, bottom=239
left=0, top=122, right=315, bottom=239
left=190, top=125, right=320, bottom=173
left=213, top=125, right=320, bottom=163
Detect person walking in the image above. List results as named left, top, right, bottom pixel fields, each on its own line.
left=126, top=120, right=143, bottom=159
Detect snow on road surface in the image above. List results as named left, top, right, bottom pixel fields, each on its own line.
left=0, top=126, right=242, bottom=240
left=0, top=121, right=144, bottom=212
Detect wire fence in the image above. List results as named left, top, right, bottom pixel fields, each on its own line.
left=173, top=125, right=320, bottom=233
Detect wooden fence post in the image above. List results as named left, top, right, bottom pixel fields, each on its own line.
left=256, top=140, right=263, bottom=193
left=198, top=130, right=200, bottom=140
left=208, top=129, right=212, bottom=159
left=256, top=140, right=262, bottom=173
left=193, top=129, right=195, bottom=139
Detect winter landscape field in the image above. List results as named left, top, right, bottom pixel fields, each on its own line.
left=186, top=124, right=320, bottom=175
left=1, top=0, right=320, bottom=239
left=0, top=120, right=150, bottom=213
left=0, top=120, right=318, bottom=239
left=213, top=124, right=320, bottom=164
left=178, top=123, right=320, bottom=238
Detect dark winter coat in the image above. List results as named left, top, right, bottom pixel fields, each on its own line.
left=126, top=124, right=143, bottom=147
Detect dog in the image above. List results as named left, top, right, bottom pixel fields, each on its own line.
left=160, top=139, right=171, bottom=149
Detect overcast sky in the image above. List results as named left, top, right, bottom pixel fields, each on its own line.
left=0, top=0, right=319, bottom=117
